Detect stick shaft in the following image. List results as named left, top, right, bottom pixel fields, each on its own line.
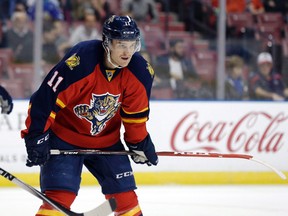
left=0, top=167, right=116, bottom=216
left=50, top=149, right=286, bottom=180
left=50, top=149, right=252, bottom=159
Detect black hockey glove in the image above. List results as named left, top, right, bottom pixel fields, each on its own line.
left=126, top=133, right=158, bottom=166
left=25, top=130, right=50, bottom=167
left=0, top=87, right=13, bottom=114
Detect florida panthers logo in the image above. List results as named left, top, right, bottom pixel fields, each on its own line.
left=73, top=93, right=121, bottom=135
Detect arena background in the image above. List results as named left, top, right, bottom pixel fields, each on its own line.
left=1, top=0, right=288, bottom=187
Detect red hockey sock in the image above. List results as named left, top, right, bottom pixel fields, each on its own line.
left=105, top=190, right=142, bottom=216
left=35, top=190, right=76, bottom=216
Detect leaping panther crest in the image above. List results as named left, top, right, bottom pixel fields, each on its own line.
left=74, top=93, right=121, bottom=135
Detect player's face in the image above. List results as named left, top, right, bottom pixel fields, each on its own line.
left=109, top=40, right=137, bottom=67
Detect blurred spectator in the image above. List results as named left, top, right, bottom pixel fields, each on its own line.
left=53, top=20, right=70, bottom=58
left=0, top=0, right=16, bottom=24
left=58, top=0, right=73, bottom=22
left=139, top=50, right=152, bottom=63
left=121, top=0, right=159, bottom=23
left=27, top=0, right=64, bottom=21
left=140, top=50, right=162, bottom=86
left=90, top=0, right=112, bottom=24
left=14, top=1, right=28, bottom=13
left=262, top=0, right=288, bottom=21
left=182, top=0, right=217, bottom=38
left=225, top=55, right=249, bottom=100
left=2, top=11, right=34, bottom=63
left=42, top=21, right=60, bottom=64
left=68, top=10, right=101, bottom=46
left=212, top=0, right=246, bottom=13
left=262, top=0, right=285, bottom=13
left=247, top=0, right=265, bottom=15
left=154, top=39, right=199, bottom=98
left=249, top=52, right=288, bottom=100
left=212, top=0, right=264, bottom=14
left=70, top=0, right=92, bottom=21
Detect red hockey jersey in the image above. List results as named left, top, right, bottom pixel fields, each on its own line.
left=21, top=40, right=155, bottom=148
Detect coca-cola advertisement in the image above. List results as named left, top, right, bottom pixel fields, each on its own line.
left=148, top=101, right=288, bottom=172
left=0, top=100, right=287, bottom=175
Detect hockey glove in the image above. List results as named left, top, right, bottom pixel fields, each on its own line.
left=25, top=130, right=50, bottom=167
left=0, top=93, right=13, bottom=114
left=126, top=134, right=158, bottom=166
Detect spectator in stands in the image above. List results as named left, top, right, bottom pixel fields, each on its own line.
left=249, top=52, right=288, bottom=100
left=14, top=1, right=28, bottom=13
left=90, top=0, right=112, bottom=24
left=27, top=0, right=64, bottom=21
left=58, top=0, right=73, bottom=23
left=42, top=21, right=61, bottom=64
left=225, top=55, right=249, bottom=100
left=262, top=0, right=288, bottom=21
left=212, top=0, right=264, bottom=14
left=68, top=9, right=101, bottom=46
left=53, top=20, right=70, bottom=58
left=263, top=0, right=284, bottom=13
left=69, top=0, right=91, bottom=21
left=247, top=0, right=265, bottom=15
left=182, top=0, right=217, bottom=38
left=0, top=0, right=16, bottom=24
left=154, top=39, right=198, bottom=98
left=2, top=11, right=34, bottom=63
left=121, top=0, right=159, bottom=23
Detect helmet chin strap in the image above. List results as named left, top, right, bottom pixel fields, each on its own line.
left=106, top=48, right=123, bottom=69
left=102, top=40, right=122, bottom=69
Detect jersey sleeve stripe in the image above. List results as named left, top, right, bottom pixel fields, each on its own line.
left=50, top=111, right=56, bottom=119
left=122, top=107, right=149, bottom=115
left=56, top=98, right=66, bottom=108
left=121, top=117, right=148, bottom=123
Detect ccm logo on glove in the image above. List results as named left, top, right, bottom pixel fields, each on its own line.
left=37, top=134, right=49, bottom=145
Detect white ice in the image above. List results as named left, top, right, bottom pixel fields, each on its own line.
left=0, top=185, right=287, bottom=216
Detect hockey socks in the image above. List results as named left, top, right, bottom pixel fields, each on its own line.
left=106, top=190, right=142, bottom=216
left=36, top=190, right=76, bottom=216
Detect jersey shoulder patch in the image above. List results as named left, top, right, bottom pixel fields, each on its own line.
left=128, top=53, right=154, bottom=83
left=63, top=40, right=103, bottom=74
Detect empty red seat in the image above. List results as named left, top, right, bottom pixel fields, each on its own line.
left=255, top=12, right=283, bottom=27
left=227, top=12, right=254, bottom=36
left=255, top=23, right=282, bottom=43
left=191, top=51, right=217, bottom=82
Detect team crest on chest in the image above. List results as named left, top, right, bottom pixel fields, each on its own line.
left=65, top=53, right=80, bottom=70
left=73, top=93, right=121, bottom=135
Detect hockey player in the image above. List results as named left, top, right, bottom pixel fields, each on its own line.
left=0, top=85, right=13, bottom=114
left=21, top=15, right=158, bottom=216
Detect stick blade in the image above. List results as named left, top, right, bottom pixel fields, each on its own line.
left=83, top=198, right=116, bottom=216
left=250, top=158, right=287, bottom=180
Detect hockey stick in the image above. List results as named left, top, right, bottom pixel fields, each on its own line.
left=50, top=149, right=287, bottom=180
left=0, top=167, right=116, bottom=216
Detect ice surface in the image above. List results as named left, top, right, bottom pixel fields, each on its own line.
left=0, top=185, right=287, bottom=216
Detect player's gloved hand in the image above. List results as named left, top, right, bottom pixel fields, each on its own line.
left=0, top=96, right=13, bottom=114
left=126, top=134, right=158, bottom=166
left=25, top=130, right=50, bottom=167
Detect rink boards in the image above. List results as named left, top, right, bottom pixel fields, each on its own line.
left=0, top=100, right=287, bottom=186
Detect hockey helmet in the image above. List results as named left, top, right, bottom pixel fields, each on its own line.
left=102, top=15, right=141, bottom=68
left=103, top=15, right=140, bottom=41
